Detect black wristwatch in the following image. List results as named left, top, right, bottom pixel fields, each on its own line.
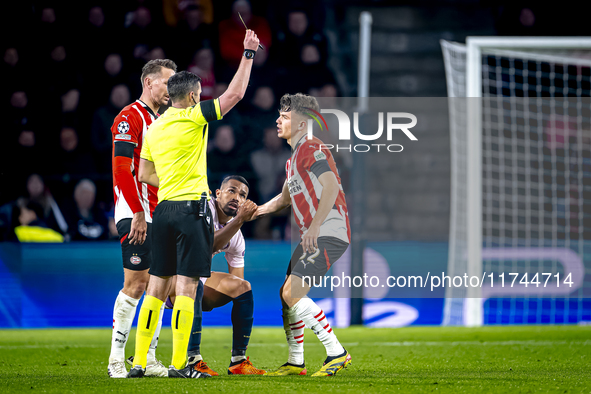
left=243, top=49, right=256, bottom=59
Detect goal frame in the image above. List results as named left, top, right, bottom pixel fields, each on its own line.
left=463, top=37, right=591, bottom=326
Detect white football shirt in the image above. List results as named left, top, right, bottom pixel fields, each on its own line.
left=209, top=199, right=245, bottom=268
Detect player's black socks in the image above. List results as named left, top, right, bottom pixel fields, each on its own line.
left=187, top=281, right=204, bottom=357
left=231, top=290, right=254, bottom=356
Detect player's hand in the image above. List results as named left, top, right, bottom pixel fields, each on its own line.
left=243, top=29, right=260, bottom=51
left=302, top=224, right=320, bottom=253
left=129, top=211, right=147, bottom=245
left=236, top=200, right=258, bottom=223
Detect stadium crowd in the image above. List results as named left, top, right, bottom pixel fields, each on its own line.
left=0, top=0, right=339, bottom=242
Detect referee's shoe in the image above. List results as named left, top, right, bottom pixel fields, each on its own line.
left=127, top=365, right=145, bottom=378
left=168, top=364, right=211, bottom=378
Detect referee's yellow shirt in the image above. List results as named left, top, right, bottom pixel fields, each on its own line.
left=141, top=98, right=222, bottom=202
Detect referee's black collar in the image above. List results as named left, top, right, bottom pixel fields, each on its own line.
left=137, top=100, right=159, bottom=120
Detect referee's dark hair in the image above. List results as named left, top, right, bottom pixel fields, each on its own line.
left=140, top=59, right=177, bottom=85
left=167, top=71, right=202, bottom=102
left=221, top=175, right=250, bottom=190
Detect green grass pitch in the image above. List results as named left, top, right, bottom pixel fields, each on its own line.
left=1, top=326, right=590, bottom=393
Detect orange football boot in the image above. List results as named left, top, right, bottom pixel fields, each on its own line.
left=192, top=360, right=219, bottom=376
left=227, top=357, right=266, bottom=375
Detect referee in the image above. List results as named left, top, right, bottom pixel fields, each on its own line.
left=128, top=30, right=260, bottom=379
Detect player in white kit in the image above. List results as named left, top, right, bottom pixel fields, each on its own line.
left=134, top=176, right=265, bottom=375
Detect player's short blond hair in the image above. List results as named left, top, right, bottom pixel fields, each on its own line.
left=140, top=59, right=177, bottom=85
left=279, top=93, right=319, bottom=118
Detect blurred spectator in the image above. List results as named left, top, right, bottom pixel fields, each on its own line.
left=250, top=127, right=290, bottom=201
left=23, top=174, right=68, bottom=235
left=300, top=43, right=337, bottom=92
left=239, top=86, right=278, bottom=152
left=95, top=54, right=127, bottom=104
left=145, top=46, right=167, bottom=62
left=38, top=42, right=79, bottom=130
left=80, top=6, right=121, bottom=64
left=2, top=130, right=45, bottom=202
left=61, top=88, right=82, bottom=128
left=91, top=84, right=131, bottom=173
left=63, top=179, right=109, bottom=241
left=13, top=199, right=64, bottom=243
left=188, top=48, right=216, bottom=100
left=250, top=129, right=290, bottom=241
left=162, top=0, right=214, bottom=27
left=8, top=91, right=33, bottom=131
left=274, top=9, right=328, bottom=67
left=208, top=124, right=255, bottom=191
left=124, top=6, right=163, bottom=68
left=48, top=44, right=76, bottom=87
left=105, top=53, right=124, bottom=79
left=51, top=127, right=96, bottom=180
left=248, top=44, right=278, bottom=89
left=37, top=7, right=64, bottom=51
left=2, top=47, right=26, bottom=94
left=62, top=88, right=80, bottom=113
left=218, top=0, right=272, bottom=69
left=175, top=4, right=217, bottom=68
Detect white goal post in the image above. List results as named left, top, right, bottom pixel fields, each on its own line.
left=442, top=37, right=591, bottom=326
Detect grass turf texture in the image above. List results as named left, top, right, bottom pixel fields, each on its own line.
left=0, top=326, right=590, bottom=393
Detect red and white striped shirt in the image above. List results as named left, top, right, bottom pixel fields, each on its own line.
left=111, top=100, right=158, bottom=224
left=286, top=135, right=350, bottom=244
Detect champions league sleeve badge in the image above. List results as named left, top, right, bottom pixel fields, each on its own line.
left=117, top=121, right=130, bottom=134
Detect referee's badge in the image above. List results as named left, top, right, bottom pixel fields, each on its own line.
left=117, top=121, right=130, bottom=134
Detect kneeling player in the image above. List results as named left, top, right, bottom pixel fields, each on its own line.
left=153, top=176, right=265, bottom=375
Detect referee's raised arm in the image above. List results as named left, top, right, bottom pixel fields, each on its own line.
left=218, top=29, right=260, bottom=116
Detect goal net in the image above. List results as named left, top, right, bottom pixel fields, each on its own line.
left=441, top=38, right=591, bottom=326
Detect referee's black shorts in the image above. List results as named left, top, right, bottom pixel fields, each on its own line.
left=117, top=218, right=152, bottom=271
left=150, top=200, right=214, bottom=278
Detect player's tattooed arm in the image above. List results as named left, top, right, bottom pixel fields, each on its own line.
left=255, top=180, right=291, bottom=218
left=138, top=158, right=159, bottom=188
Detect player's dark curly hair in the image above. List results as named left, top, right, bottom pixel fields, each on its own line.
left=279, top=93, right=319, bottom=117
left=221, top=175, right=250, bottom=190
left=167, top=71, right=202, bottom=102
left=140, top=59, right=177, bottom=85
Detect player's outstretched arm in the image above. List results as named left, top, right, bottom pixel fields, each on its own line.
left=255, top=180, right=291, bottom=218
left=213, top=200, right=257, bottom=252
left=218, top=30, right=260, bottom=116
left=301, top=171, right=340, bottom=253
left=138, top=158, right=160, bottom=188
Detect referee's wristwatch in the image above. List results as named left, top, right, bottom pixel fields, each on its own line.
left=243, top=49, right=256, bottom=60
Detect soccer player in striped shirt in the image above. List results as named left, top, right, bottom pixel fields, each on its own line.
left=108, top=59, right=177, bottom=378
left=256, top=93, right=352, bottom=377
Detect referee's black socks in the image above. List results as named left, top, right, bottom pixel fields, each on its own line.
left=187, top=280, right=204, bottom=358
